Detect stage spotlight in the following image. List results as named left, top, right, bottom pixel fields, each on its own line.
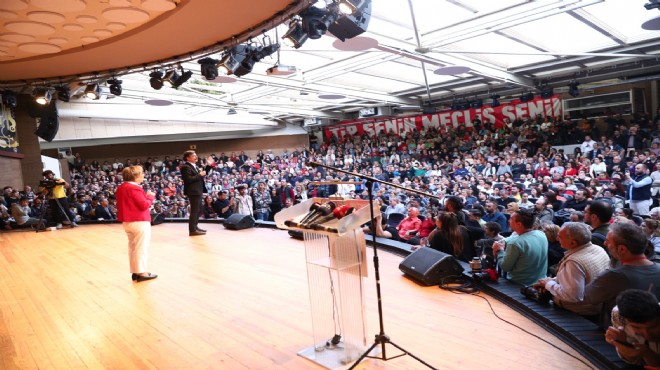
left=218, top=52, right=240, bottom=76
left=490, top=93, right=500, bottom=107
left=107, top=78, right=123, bottom=96
left=33, top=87, right=52, bottom=105
left=301, top=6, right=337, bottom=39
left=162, top=70, right=179, bottom=88
left=470, top=98, right=483, bottom=109
left=54, top=85, right=70, bottom=102
left=337, top=0, right=358, bottom=15
left=149, top=71, right=164, bottom=90
left=540, top=87, right=553, bottom=99
left=520, top=91, right=534, bottom=102
left=234, top=43, right=279, bottom=77
left=328, top=0, right=372, bottom=41
left=173, top=69, right=192, bottom=88
left=199, top=57, right=219, bottom=80
left=282, top=19, right=309, bottom=49
left=568, top=81, right=580, bottom=97
left=84, top=83, right=101, bottom=100
left=2, top=90, right=17, bottom=108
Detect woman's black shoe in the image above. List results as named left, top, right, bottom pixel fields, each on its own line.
left=135, top=273, right=158, bottom=282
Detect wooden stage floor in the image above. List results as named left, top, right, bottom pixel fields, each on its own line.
left=0, top=224, right=595, bottom=369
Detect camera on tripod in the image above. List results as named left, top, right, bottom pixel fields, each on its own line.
left=39, top=179, right=58, bottom=189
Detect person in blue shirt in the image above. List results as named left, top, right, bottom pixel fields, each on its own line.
left=482, top=198, right=508, bottom=232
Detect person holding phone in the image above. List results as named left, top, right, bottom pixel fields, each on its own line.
left=606, top=289, right=660, bottom=367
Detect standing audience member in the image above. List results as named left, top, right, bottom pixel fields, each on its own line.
left=534, top=222, right=610, bottom=316
left=586, top=222, right=660, bottom=327
left=627, top=164, right=653, bottom=216
left=234, top=185, right=253, bottom=216
left=180, top=150, right=207, bottom=236
left=605, top=290, right=660, bottom=368
left=492, top=209, right=548, bottom=286
left=253, top=181, right=272, bottom=221
left=116, top=165, right=157, bottom=282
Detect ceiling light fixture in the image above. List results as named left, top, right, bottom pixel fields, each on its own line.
left=568, top=80, right=580, bottom=97
left=234, top=43, right=280, bottom=78
left=198, top=58, right=219, bottom=80
left=162, top=69, right=179, bottom=88
left=54, top=85, right=70, bottom=102
left=519, top=91, right=534, bottom=103
left=490, top=93, right=500, bottom=107
left=84, top=83, right=101, bottom=100
left=33, top=87, right=52, bottom=105
left=2, top=90, right=17, bottom=108
left=337, top=0, right=358, bottom=15
left=107, top=78, right=123, bottom=96
left=282, top=18, right=309, bottom=49
left=149, top=71, right=164, bottom=90
left=327, top=0, right=372, bottom=41
left=301, top=6, right=338, bottom=39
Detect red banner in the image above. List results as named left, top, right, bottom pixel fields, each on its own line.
left=324, top=95, right=562, bottom=140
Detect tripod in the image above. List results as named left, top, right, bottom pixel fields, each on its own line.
left=36, top=188, right=73, bottom=233
left=306, top=162, right=437, bottom=369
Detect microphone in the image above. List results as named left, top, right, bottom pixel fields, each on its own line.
left=297, top=202, right=322, bottom=225
left=302, top=201, right=336, bottom=226
left=310, top=205, right=354, bottom=230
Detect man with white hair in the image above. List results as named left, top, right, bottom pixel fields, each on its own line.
left=533, top=222, right=610, bottom=316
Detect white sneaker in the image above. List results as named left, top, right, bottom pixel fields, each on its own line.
left=71, top=222, right=79, bottom=227
left=56, top=223, right=63, bottom=229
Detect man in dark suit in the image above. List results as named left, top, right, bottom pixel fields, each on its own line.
left=94, top=197, right=116, bottom=220
left=181, top=150, right=207, bottom=236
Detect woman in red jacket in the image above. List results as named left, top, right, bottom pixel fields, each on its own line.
left=116, top=166, right=157, bottom=282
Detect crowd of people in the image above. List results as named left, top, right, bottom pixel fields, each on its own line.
left=2, top=112, right=660, bottom=366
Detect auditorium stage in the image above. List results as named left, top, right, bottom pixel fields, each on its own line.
left=0, top=224, right=593, bottom=369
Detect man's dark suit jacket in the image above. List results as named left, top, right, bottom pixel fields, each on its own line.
left=181, top=162, right=205, bottom=196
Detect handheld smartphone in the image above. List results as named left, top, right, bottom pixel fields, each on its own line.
left=614, top=339, right=635, bottom=348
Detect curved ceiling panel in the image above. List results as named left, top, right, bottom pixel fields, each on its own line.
left=0, top=0, right=307, bottom=82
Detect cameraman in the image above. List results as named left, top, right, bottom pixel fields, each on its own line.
left=40, top=170, right=78, bottom=228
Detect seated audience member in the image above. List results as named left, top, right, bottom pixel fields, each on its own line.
left=616, top=207, right=643, bottom=226
left=201, top=195, right=217, bottom=219
left=569, top=211, right=584, bottom=222
left=541, top=223, right=564, bottom=275
left=408, top=211, right=436, bottom=246
left=534, top=222, right=610, bottom=316
left=366, top=213, right=399, bottom=241
left=11, top=197, right=44, bottom=228
left=94, top=197, right=116, bottom=220
left=492, top=209, right=548, bottom=286
left=606, top=289, right=660, bottom=368
left=396, top=207, right=422, bottom=244
left=643, top=219, right=660, bottom=255
left=584, top=200, right=612, bottom=248
left=444, top=196, right=467, bottom=225
left=384, top=197, right=406, bottom=217
left=518, top=193, right=535, bottom=210
left=475, top=221, right=503, bottom=263
left=429, top=211, right=474, bottom=262
left=586, top=222, right=660, bottom=328
left=482, top=198, right=508, bottom=233
left=213, top=191, right=233, bottom=219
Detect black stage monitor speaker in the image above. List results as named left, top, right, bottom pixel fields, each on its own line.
left=399, top=248, right=465, bottom=286
left=34, top=101, right=59, bottom=142
left=223, top=214, right=255, bottom=230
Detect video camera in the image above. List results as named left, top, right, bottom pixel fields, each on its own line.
left=39, top=179, right=58, bottom=189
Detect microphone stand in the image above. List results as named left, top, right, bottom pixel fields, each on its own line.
left=306, top=162, right=437, bottom=370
